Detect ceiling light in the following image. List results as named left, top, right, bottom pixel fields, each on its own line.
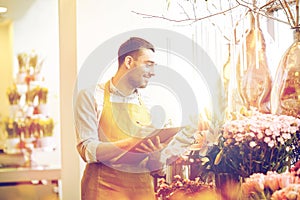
left=0, top=7, right=7, bottom=13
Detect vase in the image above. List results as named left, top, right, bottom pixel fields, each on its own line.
left=222, top=44, right=231, bottom=105
left=38, top=103, right=48, bottom=116
left=166, top=162, right=190, bottom=183
left=37, top=136, right=55, bottom=151
left=16, top=72, right=27, bottom=84
left=215, top=173, right=242, bottom=200
left=26, top=105, right=34, bottom=117
left=235, top=13, right=272, bottom=113
left=9, top=105, right=19, bottom=118
left=271, top=29, right=300, bottom=118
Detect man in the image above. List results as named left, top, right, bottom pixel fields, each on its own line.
left=74, top=37, right=165, bottom=200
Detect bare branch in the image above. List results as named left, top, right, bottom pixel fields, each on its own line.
left=177, top=2, right=190, bottom=20
left=191, top=4, right=241, bottom=24
left=132, top=4, right=241, bottom=24
left=278, top=0, right=294, bottom=26
left=296, top=0, right=299, bottom=26
left=260, top=0, right=277, bottom=11
left=131, top=11, right=192, bottom=23
left=191, top=1, right=197, bottom=20
left=132, top=0, right=292, bottom=27
left=283, top=0, right=296, bottom=26
left=236, top=0, right=291, bottom=25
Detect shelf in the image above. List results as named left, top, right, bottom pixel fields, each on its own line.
left=0, top=165, right=61, bottom=184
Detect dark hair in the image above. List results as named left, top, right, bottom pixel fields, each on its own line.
left=118, top=37, right=155, bottom=66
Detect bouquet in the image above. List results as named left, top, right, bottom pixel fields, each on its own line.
left=37, top=117, right=54, bottom=137
left=242, top=162, right=300, bottom=200
left=37, top=87, right=48, bottom=104
left=156, top=175, right=217, bottom=200
left=214, top=111, right=300, bottom=178
left=7, top=85, right=21, bottom=105
left=26, top=89, right=37, bottom=104
left=4, top=118, right=19, bottom=138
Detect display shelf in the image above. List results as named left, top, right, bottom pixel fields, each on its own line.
left=0, top=165, right=61, bottom=184
left=0, top=164, right=61, bottom=200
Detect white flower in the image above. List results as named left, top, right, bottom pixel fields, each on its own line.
left=249, top=141, right=257, bottom=147
left=277, top=137, right=285, bottom=145
left=282, top=133, right=291, bottom=140
left=264, top=137, right=271, bottom=143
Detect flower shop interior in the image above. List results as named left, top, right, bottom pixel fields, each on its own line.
left=0, top=0, right=299, bottom=199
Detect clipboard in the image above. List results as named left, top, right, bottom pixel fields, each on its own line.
left=114, top=127, right=183, bottom=164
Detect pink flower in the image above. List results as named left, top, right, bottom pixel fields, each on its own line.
left=278, top=173, right=295, bottom=189
left=234, top=133, right=244, bottom=142
left=219, top=110, right=300, bottom=178
left=271, top=184, right=300, bottom=200
left=265, top=128, right=272, bottom=136
left=277, top=137, right=285, bottom=145
left=264, top=137, right=271, bottom=143
left=257, top=132, right=264, bottom=140
left=282, top=133, right=291, bottom=140
left=264, top=171, right=280, bottom=191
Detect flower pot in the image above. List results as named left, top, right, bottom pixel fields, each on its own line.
left=37, top=136, right=55, bottom=151
left=9, top=105, right=19, bottom=118
left=16, top=72, right=27, bottom=84
left=5, top=138, right=21, bottom=154
left=26, top=105, right=34, bottom=117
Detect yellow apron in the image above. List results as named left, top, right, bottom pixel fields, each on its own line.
left=81, top=81, right=156, bottom=200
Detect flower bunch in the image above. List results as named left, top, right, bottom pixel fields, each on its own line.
left=17, top=53, right=28, bottom=72
left=7, top=85, right=21, bottom=105
left=26, top=89, right=37, bottom=104
left=36, top=86, right=48, bottom=104
left=242, top=169, right=300, bottom=200
left=156, top=175, right=216, bottom=200
left=271, top=184, right=300, bottom=200
left=38, top=117, right=54, bottom=137
left=215, top=111, right=300, bottom=178
left=4, top=117, right=54, bottom=140
left=4, top=118, right=19, bottom=138
left=17, top=51, right=42, bottom=74
left=25, top=87, right=48, bottom=104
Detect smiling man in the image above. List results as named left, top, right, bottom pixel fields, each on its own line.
left=74, top=37, right=165, bottom=200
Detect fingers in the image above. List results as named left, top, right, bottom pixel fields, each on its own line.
left=153, top=136, right=160, bottom=147
left=134, top=136, right=163, bottom=153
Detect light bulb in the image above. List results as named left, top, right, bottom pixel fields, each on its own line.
left=0, top=7, right=7, bottom=13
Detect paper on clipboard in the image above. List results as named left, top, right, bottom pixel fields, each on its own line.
left=114, top=126, right=183, bottom=164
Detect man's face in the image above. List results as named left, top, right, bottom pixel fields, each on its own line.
left=128, top=49, right=156, bottom=88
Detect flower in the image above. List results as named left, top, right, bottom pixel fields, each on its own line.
left=6, top=85, right=21, bottom=105
left=36, top=86, right=48, bottom=104
left=271, top=184, right=300, bottom=200
left=242, top=170, right=300, bottom=200
left=214, top=111, right=300, bottom=178
left=4, top=117, right=55, bottom=141
left=155, top=175, right=217, bottom=200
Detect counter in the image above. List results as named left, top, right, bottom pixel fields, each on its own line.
left=0, top=148, right=61, bottom=200
left=0, top=165, right=61, bottom=184
left=0, top=158, right=61, bottom=200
